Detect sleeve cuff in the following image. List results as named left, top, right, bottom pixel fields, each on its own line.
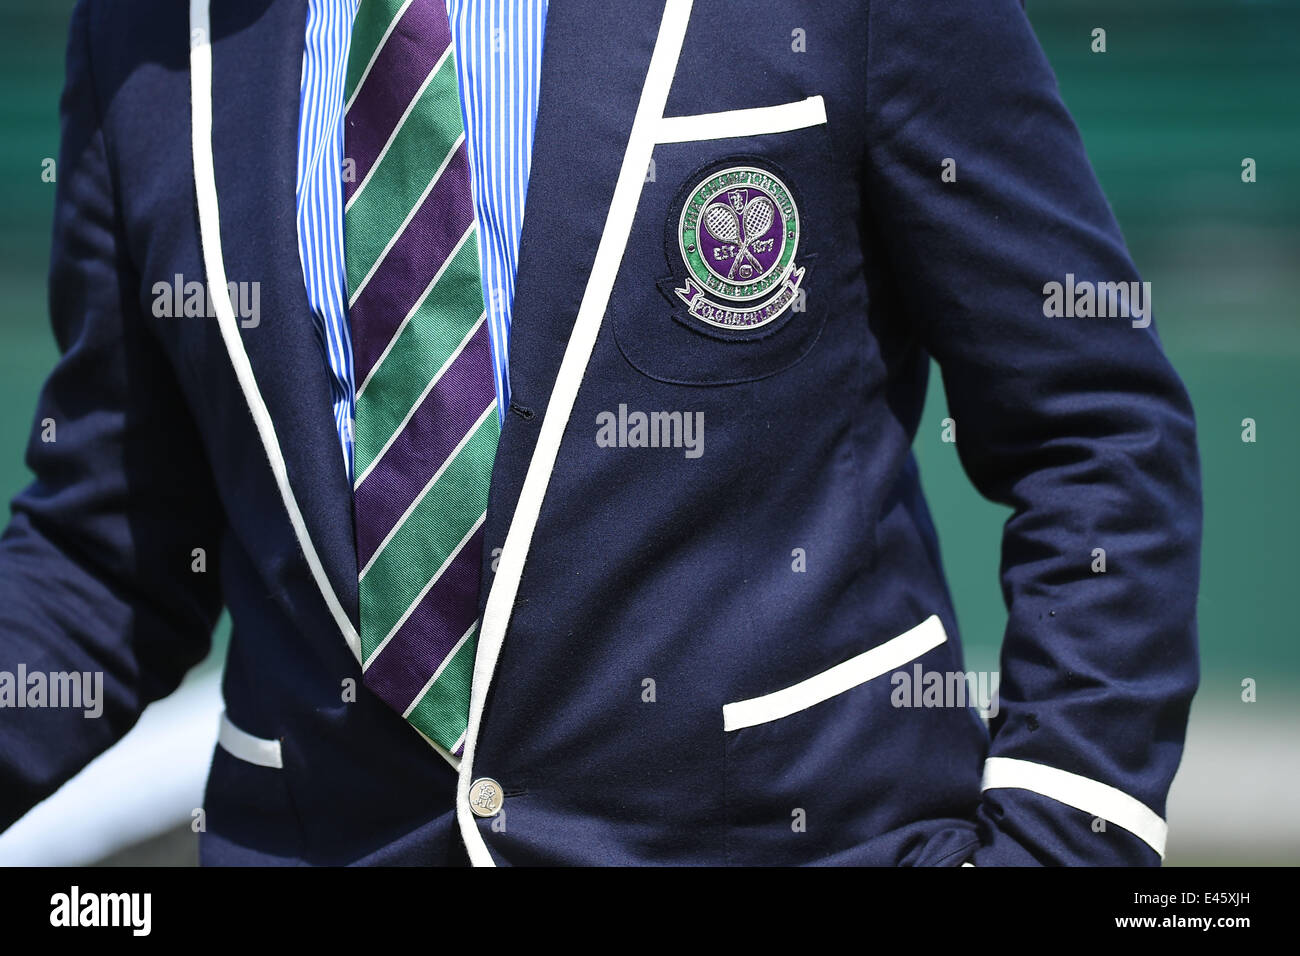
left=981, top=756, right=1168, bottom=859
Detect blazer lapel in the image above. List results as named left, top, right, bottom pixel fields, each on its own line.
left=202, top=0, right=360, bottom=644
left=479, top=0, right=670, bottom=611
left=198, top=0, right=672, bottom=654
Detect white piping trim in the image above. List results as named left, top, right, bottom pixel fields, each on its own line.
left=454, top=0, right=696, bottom=868
left=722, top=615, right=948, bottom=731
left=189, top=0, right=362, bottom=663
left=217, top=711, right=283, bottom=769
left=655, top=95, right=826, bottom=144
left=981, top=757, right=1168, bottom=859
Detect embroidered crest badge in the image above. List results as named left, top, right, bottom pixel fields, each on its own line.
left=668, top=163, right=805, bottom=331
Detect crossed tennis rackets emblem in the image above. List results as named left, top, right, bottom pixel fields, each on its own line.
left=703, top=188, right=776, bottom=281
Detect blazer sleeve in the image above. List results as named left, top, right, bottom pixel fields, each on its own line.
left=0, top=0, right=225, bottom=832
left=862, top=0, right=1202, bottom=864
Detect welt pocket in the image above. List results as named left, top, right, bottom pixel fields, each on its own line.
left=655, top=95, right=827, bottom=144
left=216, top=710, right=284, bottom=768
left=205, top=711, right=304, bottom=859
left=722, top=615, right=948, bottom=731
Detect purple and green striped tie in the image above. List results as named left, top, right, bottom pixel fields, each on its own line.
left=344, top=0, right=497, bottom=757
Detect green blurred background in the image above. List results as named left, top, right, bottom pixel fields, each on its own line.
left=0, top=0, right=1296, bottom=864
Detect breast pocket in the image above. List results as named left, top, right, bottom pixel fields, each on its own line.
left=611, top=95, right=837, bottom=386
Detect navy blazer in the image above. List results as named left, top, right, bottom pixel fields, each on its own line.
left=0, top=0, right=1200, bottom=866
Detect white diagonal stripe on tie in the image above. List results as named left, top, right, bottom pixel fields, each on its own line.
left=345, top=42, right=454, bottom=213
left=358, top=400, right=496, bottom=580
left=402, top=621, right=479, bottom=717
left=343, top=0, right=416, bottom=114
left=364, top=511, right=486, bottom=669
left=347, top=131, right=465, bottom=307
left=354, top=311, right=487, bottom=488
left=354, top=223, right=477, bottom=401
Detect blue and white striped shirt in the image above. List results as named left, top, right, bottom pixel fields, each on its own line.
left=295, top=0, right=548, bottom=481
